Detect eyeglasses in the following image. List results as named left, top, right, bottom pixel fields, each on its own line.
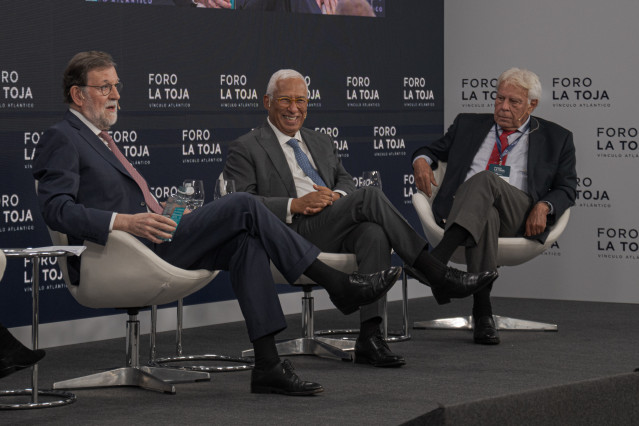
left=274, top=96, right=308, bottom=107
left=80, top=82, right=123, bottom=96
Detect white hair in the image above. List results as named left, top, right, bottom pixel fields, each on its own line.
left=265, top=69, right=307, bottom=98
left=498, top=67, right=542, bottom=103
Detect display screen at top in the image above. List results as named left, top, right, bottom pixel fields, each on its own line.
left=84, top=0, right=386, bottom=17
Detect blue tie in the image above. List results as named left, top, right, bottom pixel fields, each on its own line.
left=287, top=138, right=327, bottom=187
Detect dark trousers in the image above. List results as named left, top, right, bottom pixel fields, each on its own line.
left=446, top=171, right=533, bottom=273
left=155, top=192, right=320, bottom=341
left=290, top=186, right=428, bottom=321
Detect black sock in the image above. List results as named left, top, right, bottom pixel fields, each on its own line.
left=472, top=284, right=494, bottom=318
left=412, top=249, right=447, bottom=283
left=252, top=333, right=280, bottom=371
left=303, top=259, right=348, bottom=297
left=359, top=317, right=382, bottom=340
left=0, top=323, right=22, bottom=357
left=431, top=224, right=471, bottom=264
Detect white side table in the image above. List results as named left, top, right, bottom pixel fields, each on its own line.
left=0, top=247, right=82, bottom=410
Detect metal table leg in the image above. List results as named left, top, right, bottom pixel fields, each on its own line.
left=0, top=250, right=76, bottom=410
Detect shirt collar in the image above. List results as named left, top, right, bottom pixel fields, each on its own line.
left=267, top=117, right=303, bottom=147
left=69, top=107, right=102, bottom=136
left=497, top=116, right=531, bottom=134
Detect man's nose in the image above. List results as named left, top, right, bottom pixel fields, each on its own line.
left=110, top=86, right=121, bottom=99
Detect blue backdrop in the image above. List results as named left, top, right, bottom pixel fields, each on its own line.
left=0, top=0, right=443, bottom=327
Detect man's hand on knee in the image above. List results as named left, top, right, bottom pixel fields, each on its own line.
left=524, top=202, right=549, bottom=237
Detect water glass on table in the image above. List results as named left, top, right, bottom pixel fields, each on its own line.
left=362, top=170, right=382, bottom=189
left=214, top=178, right=236, bottom=200
left=182, top=179, right=205, bottom=210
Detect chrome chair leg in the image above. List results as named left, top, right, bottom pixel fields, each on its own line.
left=243, top=289, right=352, bottom=361
left=150, top=301, right=252, bottom=373
left=383, top=268, right=411, bottom=342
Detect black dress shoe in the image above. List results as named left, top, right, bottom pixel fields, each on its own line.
left=354, top=332, right=406, bottom=368
left=251, top=359, right=323, bottom=396
left=0, top=344, right=46, bottom=379
left=330, top=266, right=402, bottom=315
left=404, top=265, right=497, bottom=305
left=473, top=315, right=500, bottom=345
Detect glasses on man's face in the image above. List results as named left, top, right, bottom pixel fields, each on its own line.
left=80, top=82, right=123, bottom=96
left=274, top=96, right=308, bottom=107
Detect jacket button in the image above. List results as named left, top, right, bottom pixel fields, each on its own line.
left=141, top=202, right=146, bottom=207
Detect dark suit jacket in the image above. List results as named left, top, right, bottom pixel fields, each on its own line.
left=224, top=122, right=355, bottom=221
left=33, top=111, right=151, bottom=247
left=33, top=111, right=153, bottom=282
left=412, top=113, right=577, bottom=242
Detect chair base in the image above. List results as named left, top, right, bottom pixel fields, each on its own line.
left=52, top=366, right=209, bottom=395
left=0, top=389, right=76, bottom=410
left=242, top=337, right=352, bottom=361
left=140, top=365, right=210, bottom=383
left=150, top=303, right=253, bottom=373
left=413, top=315, right=558, bottom=331
left=314, top=328, right=411, bottom=344
left=152, top=354, right=253, bottom=373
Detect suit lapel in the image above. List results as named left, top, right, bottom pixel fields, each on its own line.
left=256, top=124, right=298, bottom=197
left=472, top=115, right=497, bottom=155
left=526, top=116, right=545, bottom=196
left=65, top=111, right=132, bottom=179
left=455, top=115, right=495, bottom=176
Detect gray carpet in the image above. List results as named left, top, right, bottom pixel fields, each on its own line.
left=2, top=296, right=639, bottom=425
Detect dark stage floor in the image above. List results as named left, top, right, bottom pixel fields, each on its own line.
left=2, top=296, right=639, bottom=425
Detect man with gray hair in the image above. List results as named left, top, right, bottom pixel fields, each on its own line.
left=34, top=51, right=408, bottom=396
left=411, top=67, right=577, bottom=345
left=225, top=69, right=497, bottom=368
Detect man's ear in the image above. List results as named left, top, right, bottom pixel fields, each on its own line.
left=70, top=86, right=85, bottom=106
left=529, top=99, right=539, bottom=111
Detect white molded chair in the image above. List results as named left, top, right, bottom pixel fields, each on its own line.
left=49, top=229, right=217, bottom=394
left=411, top=162, right=570, bottom=331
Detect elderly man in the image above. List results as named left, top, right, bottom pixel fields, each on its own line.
left=33, top=51, right=401, bottom=396
left=224, top=69, right=497, bottom=367
left=411, top=67, right=577, bottom=345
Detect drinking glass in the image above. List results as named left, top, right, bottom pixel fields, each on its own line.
left=214, top=178, right=236, bottom=200
left=182, top=179, right=205, bottom=210
left=362, top=170, right=382, bottom=190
